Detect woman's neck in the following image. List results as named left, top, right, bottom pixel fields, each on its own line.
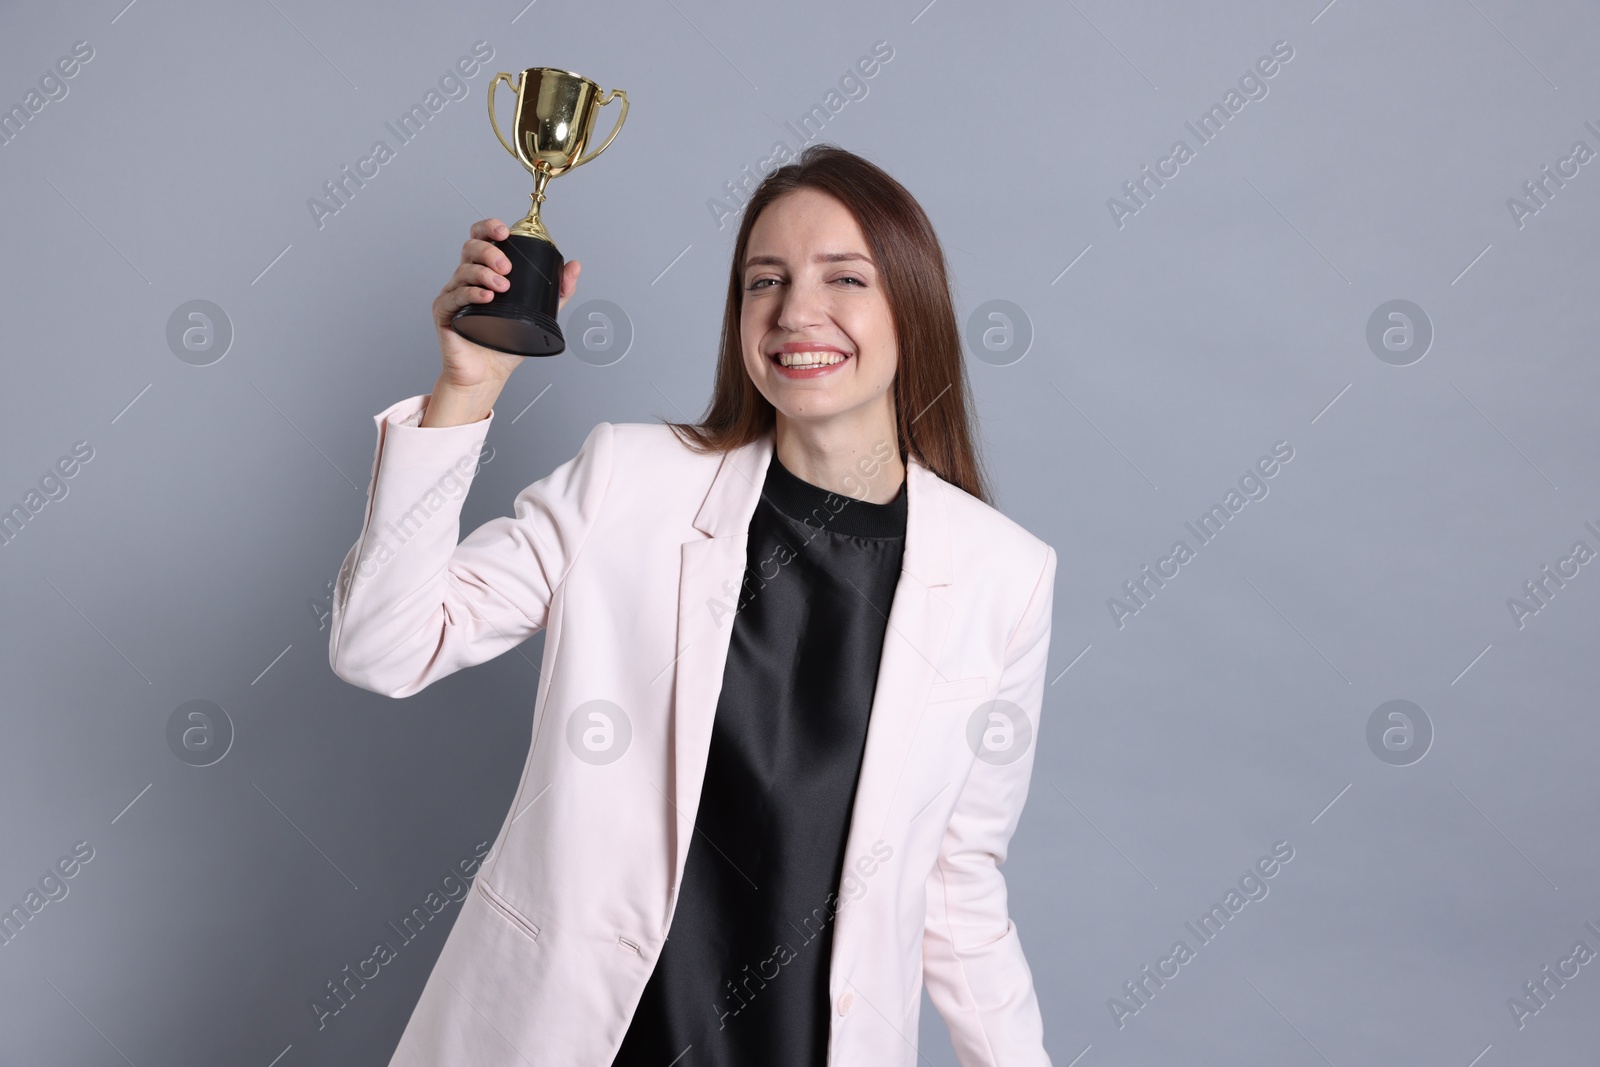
left=772, top=409, right=906, bottom=504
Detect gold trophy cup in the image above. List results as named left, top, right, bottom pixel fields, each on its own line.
left=451, top=67, right=628, bottom=356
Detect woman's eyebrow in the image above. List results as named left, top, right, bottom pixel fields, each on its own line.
left=744, top=251, right=874, bottom=269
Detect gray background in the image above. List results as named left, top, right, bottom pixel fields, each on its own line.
left=2, top=0, right=1597, bottom=1064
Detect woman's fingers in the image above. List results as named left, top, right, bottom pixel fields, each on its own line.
left=462, top=219, right=512, bottom=279
left=451, top=261, right=508, bottom=293
left=435, top=275, right=489, bottom=314
left=434, top=241, right=510, bottom=324
left=556, top=260, right=581, bottom=313
left=462, top=239, right=511, bottom=274
left=467, top=218, right=509, bottom=243
left=449, top=222, right=580, bottom=314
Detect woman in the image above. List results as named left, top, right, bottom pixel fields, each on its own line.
left=329, top=144, right=1058, bottom=1067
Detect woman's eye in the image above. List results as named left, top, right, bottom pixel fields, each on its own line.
left=747, top=275, right=864, bottom=289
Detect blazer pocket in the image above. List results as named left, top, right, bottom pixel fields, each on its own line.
left=474, top=878, right=541, bottom=944
left=926, top=675, right=987, bottom=704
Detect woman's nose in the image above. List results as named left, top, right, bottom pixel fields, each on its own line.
left=775, top=279, right=826, bottom=331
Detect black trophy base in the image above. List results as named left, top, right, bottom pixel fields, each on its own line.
left=451, top=233, right=566, bottom=356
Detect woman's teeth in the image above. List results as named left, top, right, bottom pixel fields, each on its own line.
left=777, top=350, right=847, bottom=367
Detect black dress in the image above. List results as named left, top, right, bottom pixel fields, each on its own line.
left=610, top=446, right=907, bottom=1067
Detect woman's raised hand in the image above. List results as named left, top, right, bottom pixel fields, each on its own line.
left=431, top=217, right=583, bottom=391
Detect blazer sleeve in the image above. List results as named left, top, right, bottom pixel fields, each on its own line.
left=327, top=393, right=613, bottom=698
left=921, top=542, right=1057, bottom=1066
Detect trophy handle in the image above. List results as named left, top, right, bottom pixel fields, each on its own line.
left=487, top=72, right=522, bottom=163
left=573, top=89, right=629, bottom=168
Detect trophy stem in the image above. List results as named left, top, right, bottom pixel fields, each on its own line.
left=509, top=169, right=555, bottom=245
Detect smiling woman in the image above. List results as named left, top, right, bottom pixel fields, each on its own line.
left=673, top=145, right=990, bottom=506
left=735, top=189, right=904, bottom=491
left=330, top=142, right=1058, bottom=1067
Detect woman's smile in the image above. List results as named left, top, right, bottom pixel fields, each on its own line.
left=769, top=341, right=854, bottom=378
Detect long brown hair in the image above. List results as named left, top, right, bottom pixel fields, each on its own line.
left=663, top=143, right=991, bottom=505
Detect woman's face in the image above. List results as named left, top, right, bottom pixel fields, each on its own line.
left=739, top=188, right=898, bottom=430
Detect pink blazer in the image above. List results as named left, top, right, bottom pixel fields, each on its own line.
left=329, top=392, right=1059, bottom=1066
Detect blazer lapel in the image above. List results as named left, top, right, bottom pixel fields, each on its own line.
left=668, top=430, right=771, bottom=895
left=667, top=434, right=954, bottom=917
left=829, top=458, right=953, bottom=962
